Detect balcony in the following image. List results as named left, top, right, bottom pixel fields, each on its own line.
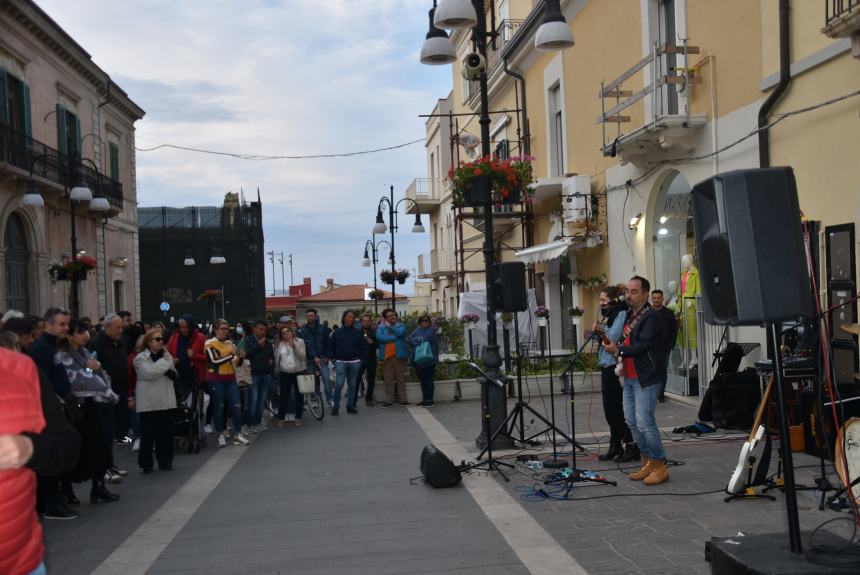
left=405, top=177, right=446, bottom=213
left=823, top=0, right=860, bottom=57
left=597, top=42, right=708, bottom=167
left=0, top=122, right=123, bottom=212
left=418, top=249, right=456, bottom=280
left=466, top=19, right=524, bottom=103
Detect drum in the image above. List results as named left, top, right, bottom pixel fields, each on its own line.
left=834, top=417, right=860, bottom=504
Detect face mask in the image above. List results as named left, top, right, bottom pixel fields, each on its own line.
left=236, top=326, right=244, bottom=335
left=600, top=306, right=610, bottom=318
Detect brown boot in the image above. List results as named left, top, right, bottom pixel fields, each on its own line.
left=628, top=456, right=652, bottom=481
left=643, top=459, right=669, bottom=485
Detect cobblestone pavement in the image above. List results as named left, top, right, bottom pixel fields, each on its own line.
left=43, top=387, right=855, bottom=574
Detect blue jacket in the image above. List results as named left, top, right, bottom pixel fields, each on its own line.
left=375, top=321, right=408, bottom=362
left=408, top=326, right=438, bottom=366
left=328, top=326, right=368, bottom=362
left=598, top=310, right=626, bottom=368
left=299, top=321, right=329, bottom=360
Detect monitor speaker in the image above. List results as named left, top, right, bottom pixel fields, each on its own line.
left=690, top=167, right=813, bottom=326
left=494, top=261, right=527, bottom=312
left=419, top=444, right=462, bottom=488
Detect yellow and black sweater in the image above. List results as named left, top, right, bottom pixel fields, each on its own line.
left=204, top=337, right=237, bottom=382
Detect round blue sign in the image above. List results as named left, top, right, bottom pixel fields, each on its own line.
left=159, top=302, right=170, bottom=312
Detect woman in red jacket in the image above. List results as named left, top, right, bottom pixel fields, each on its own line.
left=166, top=315, right=206, bottom=388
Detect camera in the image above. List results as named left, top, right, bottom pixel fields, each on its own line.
left=461, top=52, right=486, bottom=81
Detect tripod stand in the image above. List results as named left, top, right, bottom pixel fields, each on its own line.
left=553, top=334, right=617, bottom=496
left=460, top=362, right=514, bottom=481
left=477, top=313, right=586, bottom=463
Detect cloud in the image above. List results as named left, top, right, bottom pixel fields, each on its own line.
left=35, top=0, right=453, bottom=297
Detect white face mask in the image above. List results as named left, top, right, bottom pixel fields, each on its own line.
left=236, top=326, right=244, bottom=335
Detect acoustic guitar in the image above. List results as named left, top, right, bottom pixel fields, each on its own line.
left=727, top=373, right=775, bottom=494
left=593, top=328, right=625, bottom=377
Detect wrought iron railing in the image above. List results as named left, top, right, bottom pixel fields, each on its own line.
left=826, top=0, right=860, bottom=24
left=0, top=122, right=123, bottom=210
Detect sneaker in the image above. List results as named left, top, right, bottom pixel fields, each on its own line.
left=381, top=402, right=392, bottom=408
left=399, top=402, right=410, bottom=407
left=203, top=424, right=214, bottom=435
left=233, top=433, right=250, bottom=446
left=42, top=506, right=80, bottom=520
left=110, top=466, right=128, bottom=477
left=255, top=423, right=267, bottom=433
left=421, top=401, right=435, bottom=407
left=132, top=438, right=140, bottom=452
left=217, top=434, right=227, bottom=448
left=241, top=425, right=255, bottom=435
left=104, top=470, right=123, bottom=484
left=285, top=414, right=295, bottom=422
left=328, top=400, right=335, bottom=409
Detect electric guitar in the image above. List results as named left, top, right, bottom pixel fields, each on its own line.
left=727, top=374, right=775, bottom=494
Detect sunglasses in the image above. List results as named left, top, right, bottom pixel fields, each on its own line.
left=152, top=337, right=163, bottom=342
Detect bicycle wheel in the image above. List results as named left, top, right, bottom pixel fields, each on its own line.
left=265, top=383, right=280, bottom=418
left=306, top=391, right=324, bottom=421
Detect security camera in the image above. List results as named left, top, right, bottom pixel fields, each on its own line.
left=461, top=52, right=486, bottom=81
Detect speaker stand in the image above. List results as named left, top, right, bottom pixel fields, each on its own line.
left=461, top=363, right=514, bottom=481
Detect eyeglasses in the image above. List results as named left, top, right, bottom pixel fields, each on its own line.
left=152, top=337, right=163, bottom=342
left=419, top=319, right=430, bottom=323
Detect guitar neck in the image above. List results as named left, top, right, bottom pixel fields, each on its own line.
left=748, top=374, right=775, bottom=442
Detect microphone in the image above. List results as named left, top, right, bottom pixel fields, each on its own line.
left=467, top=362, right=505, bottom=389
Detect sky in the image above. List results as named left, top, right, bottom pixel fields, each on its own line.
left=37, top=0, right=452, bottom=295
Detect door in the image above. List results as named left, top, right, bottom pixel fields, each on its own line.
left=4, top=213, right=30, bottom=315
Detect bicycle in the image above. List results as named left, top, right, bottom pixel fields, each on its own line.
left=265, top=377, right=325, bottom=421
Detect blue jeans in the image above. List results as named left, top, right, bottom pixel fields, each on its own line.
left=208, top=379, right=242, bottom=434
left=309, top=359, right=332, bottom=404
left=28, top=562, right=46, bottom=575
left=622, top=379, right=665, bottom=460
left=334, top=361, right=361, bottom=409
left=246, top=374, right=271, bottom=426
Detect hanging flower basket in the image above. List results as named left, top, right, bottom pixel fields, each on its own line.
left=568, top=305, right=585, bottom=317
left=196, top=288, right=222, bottom=303
left=459, top=313, right=480, bottom=329
left=395, top=269, right=410, bottom=284
left=574, top=274, right=608, bottom=290
left=379, top=270, right=395, bottom=285
left=535, top=306, right=550, bottom=327
left=448, top=156, right=535, bottom=207
left=368, top=289, right=386, bottom=300
left=48, top=256, right=97, bottom=284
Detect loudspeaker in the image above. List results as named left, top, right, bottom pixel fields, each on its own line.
left=691, top=167, right=813, bottom=326
left=419, top=444, right=462, bottom=488
left=494, top=261, right=527, bottom=312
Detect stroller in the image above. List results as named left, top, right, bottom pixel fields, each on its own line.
left=172, top=365, right=205, bottom=453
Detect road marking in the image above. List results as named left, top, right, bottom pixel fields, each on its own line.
left=408, top=407, right=589, bottom=575
left=90, top=444, right=248, bottom=575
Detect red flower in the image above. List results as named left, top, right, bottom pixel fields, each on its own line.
left=474, top=168, right=482, bottom=176
left=500, top=188, right=510, bottom=198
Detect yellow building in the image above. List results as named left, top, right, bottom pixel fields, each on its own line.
left=421, top=0, right=859, bottom=400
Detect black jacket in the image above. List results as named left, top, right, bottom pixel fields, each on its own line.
left=328, top=326, right=368, bottom=362
left=617, top=306, right=665, bottom=388
left=29, top=333, right=70, bottom=397
left=25, top=368, right=81, bottom=476
left=654, top=306, right=678, bottom=354
left=361, top=325, right=379, bottom=364
left=242, top=335, right=275, bottom=375
left=90, top=335, right=129, bottom=396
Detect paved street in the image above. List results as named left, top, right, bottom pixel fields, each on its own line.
left=44, top=388, right=853, bottom=575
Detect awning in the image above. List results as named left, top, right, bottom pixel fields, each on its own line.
left=514, top=239, right=572, bottom=264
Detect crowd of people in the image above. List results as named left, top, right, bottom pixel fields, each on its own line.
left=0, top=304, right=440, bottom=574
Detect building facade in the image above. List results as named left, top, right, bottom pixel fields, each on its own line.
left=423, top=0, right=860, bottom=400
left=138, top=193, right=265, bottom=324
left=1, top=0, right=144, bottom=319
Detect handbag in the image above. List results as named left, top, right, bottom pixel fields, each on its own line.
left=297, top=374, right=315, bottom=394
left=62, top=394, right=85, bottom=426
left=414, top=341, right=434, bottom=367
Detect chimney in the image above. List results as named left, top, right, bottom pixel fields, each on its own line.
left=303, top=277, right=311, bottom=285
left=326, top=278, right=334, bottom=289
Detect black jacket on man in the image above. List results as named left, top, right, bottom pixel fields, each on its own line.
left=617, top=306, right=665, bottom=388
left=328, top=326, right=369, bottom=362
left=25, top=369, right=81, bottom=476
left=361, top=325, right=379, bottom=365
left=29, top=333, right=71, bottom=397
left=242, top=335, right=275, bottom=375
left=654, top=306, right=678, bottom=356
left=90, top=335, right=129, bottom=396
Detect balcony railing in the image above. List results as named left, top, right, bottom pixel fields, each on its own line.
left=418, top=248, right=456, bottom=279
left=467, top=19, right=524, bottom=100
left=826, top=0, right=860, bottom=23
left=406, top=177, right=448, bottom=211
left=0, top=122, right=123, bottom=211
left=823, top=0, right=860, bottom=57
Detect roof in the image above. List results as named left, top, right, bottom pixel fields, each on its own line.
left=297, top=285, right=407, bottom=303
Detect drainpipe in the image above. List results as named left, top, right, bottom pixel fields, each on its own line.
left=758, top=0, right=790, bottom=168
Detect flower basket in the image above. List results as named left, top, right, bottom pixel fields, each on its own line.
left=368, top=289, right=386, bottom=300
left=379, top=270, right=395, bottom=285
left=568, top=305, right=585, bottom=317
left=459, top=313, right=480, bottom=329
left=535, top=306, right=550, bottom=327
left=448, top=156, right=534, bottom=207
left=538, top=317, right=548, bottom=327
left=395, top=269, right=410, bottom=285
left=48, top=256, right=97, bottom=283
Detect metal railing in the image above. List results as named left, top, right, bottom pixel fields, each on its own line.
left=406, top=177, right=444, bottom=203
left=138, top=205, right=260, bottom=229
left=826, top=0, right=860, bottom=23
left=0, top=122, right=123, bottom=210
left=467, top=19, right=524, bottom=99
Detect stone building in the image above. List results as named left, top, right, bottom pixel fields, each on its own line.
left=0, top=0, right=144, bottom=318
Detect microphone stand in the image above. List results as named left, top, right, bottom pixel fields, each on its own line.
left=458, top=362, right=514, bottom=481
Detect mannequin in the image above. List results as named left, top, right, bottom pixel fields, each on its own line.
left=678, top=254, right=699, bottom=369
left=666, top=280, right=679, bottom=312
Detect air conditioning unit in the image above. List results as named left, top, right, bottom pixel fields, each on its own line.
left=562, top=175, right=591, bottom=223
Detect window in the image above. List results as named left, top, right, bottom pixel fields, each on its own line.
left=113, top=280, right=124, bottom=313
left=108, top=141, right=120, bottom=180
left=56, top=106, right=81, bottom=157
left=0, top=69, right=32, bottom=136
left=548, top=84, right=564, bottom=177
left=658, top=0, right=679, bottom=115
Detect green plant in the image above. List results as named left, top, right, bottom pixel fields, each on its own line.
left=574, top=273, right=608, bottom=290
left=379, top=270, right=395, bottom=284
left=447, top=155, right=535, bottom=205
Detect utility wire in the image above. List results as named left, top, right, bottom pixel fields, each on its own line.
left=135, top=137, right=425, bottom=160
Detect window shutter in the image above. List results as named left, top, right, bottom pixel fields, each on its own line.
left=56, top=104, right=67, bottom=155
left=0, top=69, right=8, bottom=126
left=73, top=115, right=81, bottom=156
left=109, top=141, right=119, bottom=180
left=22, top=83, right=31, bottom=137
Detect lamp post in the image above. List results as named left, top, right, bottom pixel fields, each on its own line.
left=371, top=184, right=425, bottom=313
left=184, top=245, right=227, bottom=322
left=422, top=0, right=573, bottom=448
left=362, top=237, right=392, bottom=315
left=25, top=151, right=110, bottom=318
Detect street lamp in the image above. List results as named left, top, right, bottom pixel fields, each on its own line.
left=422, top=0, right=573, bottom=449
left=183, top=250, right=196, bottom=266
left=362, top=238, right=392, bottom=314
left=371, top=185, right=424, bottom=313
left=420, top=2, right=457, bottom=65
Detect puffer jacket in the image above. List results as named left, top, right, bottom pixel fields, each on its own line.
left=376, top=321, right=408, bottom=362
left=133, top=350, right=178, bottom=413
